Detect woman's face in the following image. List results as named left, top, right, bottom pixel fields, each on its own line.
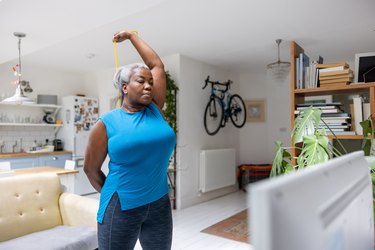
left=123, top=67, right=153, bottom=106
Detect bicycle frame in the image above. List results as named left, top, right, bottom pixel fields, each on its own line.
left=203, top=75, right=247, bottom=135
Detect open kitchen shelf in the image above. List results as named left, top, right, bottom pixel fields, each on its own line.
left=0, top=102, right=63, bottom=117
left=0, top=102, right=62, bottom=109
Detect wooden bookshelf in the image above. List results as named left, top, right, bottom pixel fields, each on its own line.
left=290, top=41, right=375, bottom=158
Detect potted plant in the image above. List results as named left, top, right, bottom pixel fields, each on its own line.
left=270, top=106, right=348, bottom=177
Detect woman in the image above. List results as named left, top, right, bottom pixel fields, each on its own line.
left=84, top=30, right=176, bottom=250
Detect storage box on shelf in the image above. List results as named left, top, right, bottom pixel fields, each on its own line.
left=290, top=41, right=375, bottom=159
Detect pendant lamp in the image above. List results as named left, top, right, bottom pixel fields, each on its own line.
left=2, top=32, right=34, bottom=104
left=267, top=39, right=290, bottom=81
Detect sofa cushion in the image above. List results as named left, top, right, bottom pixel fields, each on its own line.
left=0, top=173, right=63, bottom=241
left=0, top=225, right=98, bottom=250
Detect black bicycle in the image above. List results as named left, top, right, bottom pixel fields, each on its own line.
left=202, top=76, right=246, bottom=135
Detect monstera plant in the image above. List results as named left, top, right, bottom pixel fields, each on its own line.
left=270, top=106, right=348, bottom=177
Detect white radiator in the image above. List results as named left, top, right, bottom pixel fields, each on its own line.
left=199, top=148, right=236, bottom=193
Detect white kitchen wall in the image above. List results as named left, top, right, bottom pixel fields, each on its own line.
left=0, top=62, right=86, bottom=152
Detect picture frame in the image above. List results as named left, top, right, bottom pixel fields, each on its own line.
left=355, top=52, right=375, bottom=83
left=245, top=99, right=265, bottom=122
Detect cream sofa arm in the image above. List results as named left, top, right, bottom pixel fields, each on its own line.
left=59, top=193, right=99, bottom=228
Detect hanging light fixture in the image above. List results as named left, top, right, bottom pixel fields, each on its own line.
left=267, top=39, right=290, bottom=81
left=2, top=32, right=34, bottom=104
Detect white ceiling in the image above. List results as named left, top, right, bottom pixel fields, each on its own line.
left=1, top=0, right=374, bottom=74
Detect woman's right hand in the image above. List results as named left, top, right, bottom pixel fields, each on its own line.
left=112, top=30, right=135, bottom=43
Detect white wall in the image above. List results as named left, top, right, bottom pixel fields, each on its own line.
left=176, top=55, right=240, bottom=209
left=238, top=72, right=291, bottom=165
left=82, top=68, right=117, bottom=116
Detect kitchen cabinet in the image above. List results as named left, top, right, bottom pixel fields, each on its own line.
left=39, top=154, right=72, bottom=168
left=0, top=151, right=72, bottom=169
left=3, top=156, right=39, bottom=169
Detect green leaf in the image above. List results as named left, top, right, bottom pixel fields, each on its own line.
left=360, top=119, right=373, bottom=156
left=164, top=71, right=178, bottom=133
left=284, top=163, right=295, bottom=173
left=292, top=107, right=322, bottom=144
left=270, top=141, right=292, bottom=177
left=297, top=134, right=330, bottom=168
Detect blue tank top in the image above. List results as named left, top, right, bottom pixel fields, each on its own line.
left=97, top=102, right=176, bottom=223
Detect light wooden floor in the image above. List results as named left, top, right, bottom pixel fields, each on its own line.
left=87, top=191, right=252, bottom=250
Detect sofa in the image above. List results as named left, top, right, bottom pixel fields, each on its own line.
left=0, top=173, right=99, bottom=250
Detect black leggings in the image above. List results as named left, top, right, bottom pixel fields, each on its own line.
left=98, top=193, right=172, bottom=250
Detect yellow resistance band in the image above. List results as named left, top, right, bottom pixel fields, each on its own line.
left=113, top=41, right=121, bottom=107
left=113, top=30, right=139, bottom=107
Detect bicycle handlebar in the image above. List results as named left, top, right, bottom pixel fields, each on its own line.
left=202, top=75, right=232, bottom=92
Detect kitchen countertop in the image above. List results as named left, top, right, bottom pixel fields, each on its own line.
left=14, top=166, right=79, bottom=176
left=0, top=150, right=73, bottom=158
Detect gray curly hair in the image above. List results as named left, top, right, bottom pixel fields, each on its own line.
left=113, top=63, right=149, bottom=89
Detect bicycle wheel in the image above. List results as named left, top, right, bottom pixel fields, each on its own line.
left=229, top=94, right=246, bottom=128
left=204, top=96, right=224, bottom=135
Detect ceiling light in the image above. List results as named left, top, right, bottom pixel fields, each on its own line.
left=2, top=32, right=35, bottom=104
left=267, top=39, right=290, bottom=81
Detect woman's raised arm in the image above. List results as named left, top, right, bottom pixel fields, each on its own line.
left=113, top=31, right=166, bottom=109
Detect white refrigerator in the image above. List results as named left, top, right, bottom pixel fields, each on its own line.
left=58, top=96, right=99, bottom=195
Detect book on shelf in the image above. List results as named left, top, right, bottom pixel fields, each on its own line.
left=319, top=77, right=353, bottom=84
left=319, top=66, right=348, bottom=73
left=319, top=82, right=350, bottom=89
left=295, top=57, right=300, bottom=89
left=321, top=112, right=351, bottom=118
left=319, top=73, right=353, bottom=80
left=297, top=105, right=340, bottom=110
left=296, top=106, right=342, bottom=113
left=321, top=118, right=351, bottom=124
left=295, top=108, right=342, bottom=114
left=319, top=69, right=353, bottom=77
left=320, top=121, right=350, bottom=126
left=305, top=61, right=319, bottom=89
left=319, top=124, right=350, bottom=131
left=325, top=130, right=356, bottom=135
left=296, top=102, right=342, bottom=108
left=363, top=103, right=371, bottom=120
left=298, top=52, right=310, bottom=89
left=316, top=62, right=349, bottom=68
left=325, top=128, right=351, bottom=132
left=321, top=116, right=351, bottom=120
